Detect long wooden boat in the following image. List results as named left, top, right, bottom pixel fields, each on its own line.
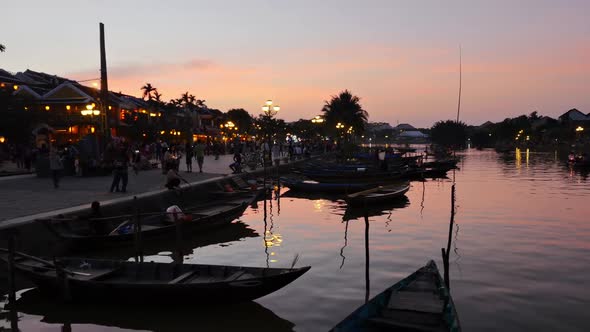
left=345, top=182, right=410, bottom=207
left=281, top=177, right=373, bottom=194
left=342, top=197, right=410, bottom=221
left=0, top=251, right=310, bottom=304
left=41, top=195, right=255, bottom=249
left=330, top=260, right=461, bottom=332
left=302, top=168, right=406, bottom=183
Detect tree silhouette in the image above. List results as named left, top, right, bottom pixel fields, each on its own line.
left=322, top=90, right=368, bottom=136
left=141, top=83, right=156, bottom=101
left=0, top=44, right=5, bottom=52
left=227, top=108, right=253, bottom=134
left=431, top=120, right=467, bottom=148
left=153, top=91, right=163, bottom=104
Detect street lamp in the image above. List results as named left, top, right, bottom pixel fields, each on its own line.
left=576, top=126, right=584, bottom=133
left=261, top=100, right=280, bottom=163
left=80, top=103, right=102, bottom=136
left=311, top=115, right=324, bottom=124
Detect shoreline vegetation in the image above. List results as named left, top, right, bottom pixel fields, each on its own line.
left=0, top=65, right=588, bottom=164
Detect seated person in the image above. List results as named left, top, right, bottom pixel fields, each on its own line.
left=77, top=201, right=110, bottom=235
left=166, top=168, right=188, bottom=189
left=229, top=152, right=242, bottom=174
left=165, top=205, right=192, bottom=222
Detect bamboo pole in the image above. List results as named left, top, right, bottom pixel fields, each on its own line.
left=133, top=196, right=143, bottom=262
left=174, top=212, right=183, bottom=263
left=54, top=258, right=71, bottom=302
left=364, top=205, right=370, bottom=304
left=7, top=236, right=16, bottom=305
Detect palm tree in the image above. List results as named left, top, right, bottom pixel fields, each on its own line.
left=180, top=92, right=191, bottom=106
left=0, top=44, right=5, bottom=52
left=322, top=90, right=368, bottom=136
left=153, top=91, right=163, bottom=104
left=141, top=83, right=156, bottom=101
left=195, top=99, right=207, bottom=109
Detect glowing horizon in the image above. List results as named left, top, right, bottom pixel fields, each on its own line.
left=2, top=0, right=589, bottom=127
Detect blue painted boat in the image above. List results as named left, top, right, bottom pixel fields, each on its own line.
left=330, top=260, right=461, bottom=332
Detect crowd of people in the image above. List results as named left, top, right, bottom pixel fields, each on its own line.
left=1, top=137, right=331, bottom=193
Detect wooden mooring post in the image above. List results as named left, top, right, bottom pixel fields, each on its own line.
left=364, top=206, right=370, bottom=304
left=174, top=212, right=184, bottom=263
left=7, top=235, right=16, bottom=305
left=133, top=196, right=143, bottom=262
left=54, top=258, right=71, bottom=302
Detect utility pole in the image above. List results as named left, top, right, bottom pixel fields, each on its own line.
left=100, top=22, right=110, bottom=141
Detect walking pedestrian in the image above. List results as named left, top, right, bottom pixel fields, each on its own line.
left=194, top=140, right=205, bottom=173
left=185, top=142, right=193, bottom=172
left=49, top=148, right=64, bottom=188
left=110, top=143, right=129, bottom=193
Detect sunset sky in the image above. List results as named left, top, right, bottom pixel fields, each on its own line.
left=2, top=0, right=589, bottom=127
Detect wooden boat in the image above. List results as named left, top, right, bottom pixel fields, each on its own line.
left=342, top=197, right=410, bottom=221
left=81, top=221, right=259, bottom=260
left=568, top=158, right=590, bottom=168
left=281, top=177, right=373, bottom=194
left=41, top=195, right=255, bottom=250
left=0, top=251, right=310, bottom=304
left=422, top=159, right=458, bottom=169
left=302, top=169, right=407, bottom=183
left=345, top=182, right=410, bottom=207
left=330, top=260, right=461, bottom=332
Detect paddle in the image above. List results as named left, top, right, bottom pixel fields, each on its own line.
left=0, top=248, right=90, bottom=276
left=290, top=253, right=300, bottom=270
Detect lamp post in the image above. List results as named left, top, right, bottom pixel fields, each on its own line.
left=575, top=126, right=584, bottom=142
left=311, top=115, right=324, bottom=124
left=336, top=122, right=345, bottom=143
left=311, top=115, right=324, bottom=149
left=261, top=100, right=280, bottom=163
left=81, top=103, right=102, bottom=134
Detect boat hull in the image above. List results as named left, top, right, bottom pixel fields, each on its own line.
left=3, top=255, right=310, bottom=304
left=330, top=260, right=461, bottom=332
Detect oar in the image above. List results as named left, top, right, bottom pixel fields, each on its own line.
left=290, top=253, right=300, bottom=270
left=0, top=248, right=90, bottom=276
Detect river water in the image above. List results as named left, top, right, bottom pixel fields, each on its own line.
left=2, top=148, right=590, bottom=331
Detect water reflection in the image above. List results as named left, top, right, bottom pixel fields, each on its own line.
left=263, top=195, right=283, bottom=267
left=342, top=196, right=409, bottom=222
left=79, top=221, right=259, bottom=260
left=5, top=288, right=295, bottom=332
left=339, top=219, right=349, bottom=269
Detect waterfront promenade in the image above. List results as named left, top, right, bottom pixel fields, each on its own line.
left=0, top=154, right=239, bottom=226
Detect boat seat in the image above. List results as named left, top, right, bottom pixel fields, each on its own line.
left=225, top=271, right=246, bottom=282
left=231, top=176, right=249, bottom=189
left=387, top=291, right=443, bottom=314
left=367, top=316, right=446, bottom=332
left=168, top=270, right=197, bottom=284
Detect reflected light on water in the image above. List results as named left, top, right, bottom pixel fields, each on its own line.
left=515, top=148, right=521, bottom=169
left=313, top=199, right=327, bottom=212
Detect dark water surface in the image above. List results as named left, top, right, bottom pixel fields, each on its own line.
left=2, top=149, right=590, bottom=331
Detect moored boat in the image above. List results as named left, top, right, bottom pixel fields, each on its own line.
left=345, top=182, right=410, bottom=207
left=0, top=250, right=311, bottom=304
left=41, top=195, right=256, bottom=250
left=330, top=260, right=461, bottom=332
left=281, top=177, right=374, bottom=194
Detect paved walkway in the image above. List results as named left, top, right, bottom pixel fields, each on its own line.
left=0, top=154, right=238, bottom=222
